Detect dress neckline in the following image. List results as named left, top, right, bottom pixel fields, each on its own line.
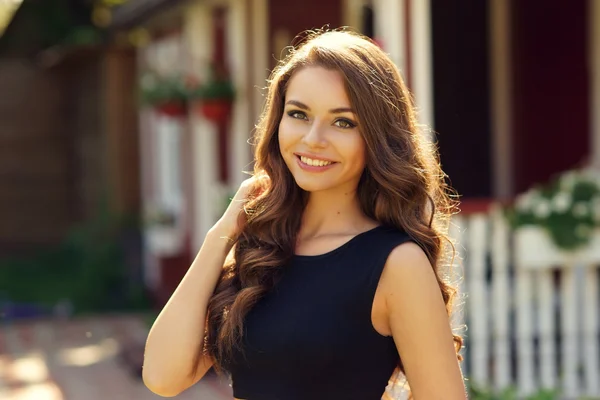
left=293, top=225, right=385, bottom=261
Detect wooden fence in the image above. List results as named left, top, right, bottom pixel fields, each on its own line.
left=452, top=204, right=600, bottom=398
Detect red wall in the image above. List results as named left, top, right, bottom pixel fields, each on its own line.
left=268, top=0, right=342, bottom=67
left=511, top=0, right=590, bottom=193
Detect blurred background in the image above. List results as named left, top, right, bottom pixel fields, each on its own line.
left=0, top=0, right=599, bottom=399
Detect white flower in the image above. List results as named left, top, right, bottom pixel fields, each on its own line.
left=515, top=190, right=539, bottom=212
left=552, top=192, right=571, bottom=213
left=560, top=172, right=578, bottom=191
left=534, top=200, right=551, bottom=218
left=572, top=202, right=589, bottom=217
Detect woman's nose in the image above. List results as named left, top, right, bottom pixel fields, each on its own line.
left=301, top=121, right=327, bottom=149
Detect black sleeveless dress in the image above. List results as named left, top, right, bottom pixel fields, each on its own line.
left=223, top=225, right=414, bottom=400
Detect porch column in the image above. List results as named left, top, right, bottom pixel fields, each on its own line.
left=227, top=0, right=252, bottom=185
left=409, top=0, right=434, bottom=132
left=591, top=0, right=600, bottom=168
left=489, top=0, right=514, bottom=199
left=185, top=1, right=218, bottom=251
left=342, top=0, right=365, bottom=31
left=373, top=0, right=407, bottom=78
left=251, top=0, right=269, bottom=125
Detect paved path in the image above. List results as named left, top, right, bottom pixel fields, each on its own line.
left=0, top=314, right=233, bottom=399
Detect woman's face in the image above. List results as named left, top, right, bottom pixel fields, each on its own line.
left=278, top=66, right=366, bottom=194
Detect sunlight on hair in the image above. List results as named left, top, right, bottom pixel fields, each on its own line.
left=56, top=338, right=119, bottom=367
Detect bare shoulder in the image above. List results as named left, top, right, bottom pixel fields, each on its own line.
left=378, top=241, right=467, bottom=399
left=378, top=240, right=446, bottom=325
left=387, top=240, right=430, bottom=266
left=378, top=241, right=439, bottom=297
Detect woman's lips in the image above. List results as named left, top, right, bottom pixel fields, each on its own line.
left=295, top=154, right=338, bottom=172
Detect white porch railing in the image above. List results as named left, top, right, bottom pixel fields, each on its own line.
left=452, top=203, right=600, bottom=398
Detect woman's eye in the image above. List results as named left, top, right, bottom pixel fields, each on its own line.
left=287, top=110, right=307, bottom=120
left=334, top=119, right=357, bottom=129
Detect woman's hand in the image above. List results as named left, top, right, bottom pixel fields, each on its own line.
left=212, top=174, right=270, bottom=240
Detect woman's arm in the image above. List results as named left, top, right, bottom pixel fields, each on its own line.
left=142, top=230, right=231, bottom=397
left=142, top=176, right=266, bottom=397
left=380, top=242, right=466, bottom=400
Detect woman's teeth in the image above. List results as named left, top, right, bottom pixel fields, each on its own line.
left=300, top=155, right=333, bottom=167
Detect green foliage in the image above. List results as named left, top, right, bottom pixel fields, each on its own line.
left=62, top=25, right=103, bottom=46
left=467, top=381, right=600, bottom=400
left=525, top=389, right=562, bottom=400
left=27, top=0, right=104, bottom=48
left=468, top=383, right=518, bottom=400
left=467, top=382, right=560, bottom=400
left=188, top=64, right=235, bottom=102
left=190, top=79, right=235, bottom=101
left=142, top=310, right=158, bottom=329
left=138, top=64, right=235, bottom=107
left=214, top=190, right=237, bottom=222
left=0, top=206, right=149, bottom=315
left=138, top=71, right=193, bottom=107
left=506, top=169, right=600, bottom=250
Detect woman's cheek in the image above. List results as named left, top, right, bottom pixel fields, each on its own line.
left=279, top=118, right=304, bottom=142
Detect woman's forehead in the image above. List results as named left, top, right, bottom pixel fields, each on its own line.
left=286, top=67, right=352, bottom=109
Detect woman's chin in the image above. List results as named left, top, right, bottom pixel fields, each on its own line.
left=293, top=178, right=331, bottom=193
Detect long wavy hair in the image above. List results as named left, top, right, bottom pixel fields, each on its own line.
left=194, top=29, right=463, bottom=379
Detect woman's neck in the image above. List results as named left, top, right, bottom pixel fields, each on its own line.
left=299, top=187, right=375, bottom=238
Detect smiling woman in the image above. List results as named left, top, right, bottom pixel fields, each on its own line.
left=143, top=29, right=466, bottom=400
left=278, top=66, right=365, bottom=193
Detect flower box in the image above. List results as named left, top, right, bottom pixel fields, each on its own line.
left=139, top=71, right=194, bottom=118
left=188, top=63, right=235, bottom=123
left=514, top=226, right=600, bottom=269
left=507, top=167, right=600, bottom=268
left=155, top=101, right=187, bottom=118
left=195, top=99, right=232, bottom=122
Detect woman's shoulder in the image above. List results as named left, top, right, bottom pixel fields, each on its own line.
left=376, top=225, right=427, bottom=262
left=371, top=224, right=413, bottom=243
left=355, top=224, right=417, bottom=264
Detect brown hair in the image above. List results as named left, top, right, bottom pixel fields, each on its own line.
left=194, top=29, right=463, bottom=378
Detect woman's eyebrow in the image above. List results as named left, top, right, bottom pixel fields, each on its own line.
left=285, top=100, right=310, bottom=110
left=329, top=107, right=355, bottom=114
left=285, top=100, right=355, bottom=114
